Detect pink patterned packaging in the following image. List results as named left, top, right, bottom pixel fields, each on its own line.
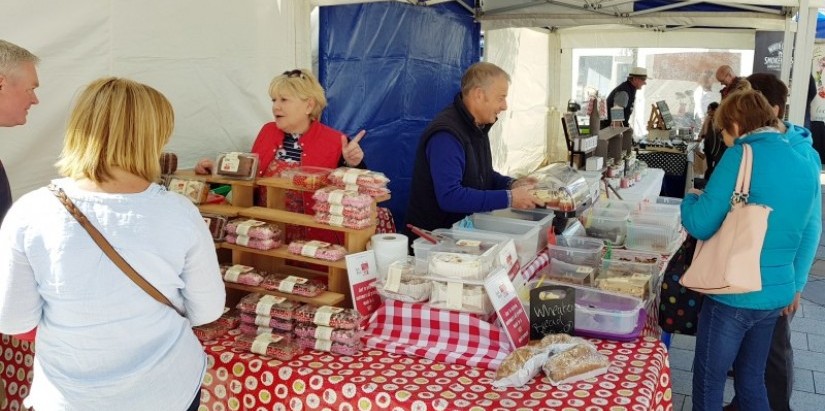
left=287, top=240, right=347, bottom=261
left=293, top=324, right=363, bottom=345
left=296, top=337, right=362, bottom=356
left=313, top=213, right=373, bottom=229
left=312, top=203, right=372, bottom=219
left=312, top=187, right=372, bottom=208
left=220, top=264, right=264, bottom=286
left=225, top=219, right=283, bottom=240
left=239, top=312, right=295, bottom=332
left=232, top=334, right=301, bottom=360
left=236, top=293, right=302, bottom=320
left=260, top=274, right=327, bottom=297
left=293, top=305, right=361, bottom=330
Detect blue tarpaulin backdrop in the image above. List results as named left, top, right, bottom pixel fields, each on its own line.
left=319, top=2, right=480, bottom=230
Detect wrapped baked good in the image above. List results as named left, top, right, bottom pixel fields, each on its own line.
left=279, top=166, right=332, bottom=190
left=260, top=274, right=327, bottom=297
left=239, top=312, right=294, bottom=332
left=296, top=337, right=361, bottom=356
left=220, top=265, right=264, bottom=286
left=293, top=305, right=361, bottom=330
left=225, top=219, right=282, bottom=240
left=224, top=235, right=280, bottom=251
left=287, top=240, right=347, bottom=261
left=491, top=346, right=548, bottom=388
left=236, top=293, right=302, bottom=320
left=312, top=202, right=372, bottom=219
left=429, top=281, right=493, bottom=315
left=232, top=334, right=301, bottom=360
left=192, top=309, right=239, bottom=342
left=542, top=343, right=610, bottom=386
left=293, top=324, right=363, bottom=345
left=214, top=152, right=258, bottom=180
left=313, top=213, right=373, bottom=229
left=167, top=178, right=209, bottom=204
left=328, top=167, right=390, bottom=188
left=375, top=277, right=430, bottom=303
left=427, top=252, right=488, bottom=281
left=312, top=187, right=372, bottom=208
left=237, top=323, right=294, bottom=342
left=201, top=213, right=228, bottom=241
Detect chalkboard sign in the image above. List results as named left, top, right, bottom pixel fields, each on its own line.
left=562, top=113, right=580, bottom=141
left=656, top=100, right=676, bottom=130
left=528, top=285, right=575, bottom=340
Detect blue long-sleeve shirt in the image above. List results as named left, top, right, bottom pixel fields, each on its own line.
left=426, top=131, right=512, bottom=214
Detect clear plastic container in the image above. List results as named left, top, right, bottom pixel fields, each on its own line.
left=427, top=251, right=494, bottom=281
left=592, top=198, right=640, bottom=213
left=580, top=208, right=629, bottom=246
left=628, top=213, right=679, bottom=231
left=525, top=280, right=643, bottom=336
left=483, top=208, right=554, bottom=248
left=596, top=258, right=657, bottom=300
left=546, top=236, right=604, bottom=267
left=625, top=221, right=678, bottom=253
left=654, top=196, right=683, bottom=206
left=278, top=166, right=332, bottom=190
left=547, top=258, right=596, bottom=285
left=429, top=281, right=494, bottom=315
left=452, top=214, right=542, bottom=266
left=214, top=152, right=259, bottom=180
left=411, top=228, right=509, bottom=269
left=529, top=163, right=591, bottom=212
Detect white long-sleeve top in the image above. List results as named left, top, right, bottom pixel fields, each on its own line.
left=0, top=178, right=225, bottom=411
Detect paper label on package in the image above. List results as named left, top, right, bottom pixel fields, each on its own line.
left=314, top=326, right=334, bottom=340
left=285, top=275, right=308, bottom=284
left=236, top=219, right=264, bottom=236
left=256, top=295, right=286, bottom=315
left=277, top=278, right=297, bottom=293
left=235, top=235, right=251, bottom=247
left=327, top=215, right=345, bottom=227
left=257, top=325, right=273, bottom=335
left=184, top=181, right=206, bottom=203
left=220, top=152, right=241, bottom=173
left=328, top=191, right=345, bottom=205
left=313, top=306, right=344, bottom=326
left=223, top=265, right=247, bottom=282
left=343, top=172, right=361, bottom=185
left=446, top=282, right=464, bottom=310
left=344, top=183, right=360, bottom=192
left=456, top=239, right=481, bottom=248
left=251, top=334, right=283, bottom=355
left=329, top=204, right=344, bottom=216
left=254, top=315, right=271, bottom=327
left=384, top=265, right=403, bottom=292
left=314, top=339, right=332, bottom=352
left=169, top=178, right=187, bottom=194
left=300, top=244, right=319, bottom=257
left=576, top=266, right=594, bottom=274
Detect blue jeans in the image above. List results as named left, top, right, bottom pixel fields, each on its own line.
left=692, top=297, right=781, bottom=411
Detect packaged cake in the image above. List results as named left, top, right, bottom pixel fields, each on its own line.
left=287, top=240, right=347, bottom=261
left=294, top=324, right=363, bottom=345
left=224, top=235, right=280, bottom=250
left=237, top=323, right=294, bottom=342
left=214, top=152, right=258, bottom=180
left=313, top=213, right=373, bottom=229
left=239, top=312, right=295, bottom=332
left=328, top=167, right=390, bottom=188
left=279, top=166, right=332, bottom=190
left=312, top=202, right=372, bottom=219
left=427, top=252, right=490, bottom=281
left=225, top=219, right=282, bottom=240
left=293, top=305, right=361, bottom=330
left=312, top=187, right=373, bottom=208
left=232, top=334, right=301, bottom=360
left=260, top=274, right=327, bottom=297
left=375, top=276, right=431, bottom=303
left=236, top=293, right=302, bottom=320
left=192, top=309, right=240, bottom=342
left=429, top=281, right=494, bottom=315
left=221, top=264, right=264, bottom=286
left=547, top=258, right=595, bottom=285
left=201, top=213, right=228, bottom=241
left=296, top=337, right=361, bottom=356
left=167, top=178, right=209, bottom=204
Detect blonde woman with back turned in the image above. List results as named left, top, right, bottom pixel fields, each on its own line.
left=0, top=77, right=225, bottom=410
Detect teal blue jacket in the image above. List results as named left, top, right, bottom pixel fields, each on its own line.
left=681, top=127, right=820, bottom=310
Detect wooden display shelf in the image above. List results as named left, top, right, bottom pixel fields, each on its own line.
left=223, top=282, right=345, bottom=306
left=239, top=207, right=375, bottom=234
left=173, top=169, right=256, bottom=187
left=255, top=177, right=391, bottom=203
left=198, top=203, right=244, bottom=217
left=220, top=243, right=347, bottom=269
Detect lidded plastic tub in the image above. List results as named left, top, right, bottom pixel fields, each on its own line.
left=580, top=207, right=629, bottom=246
left=546, top=236, right=604, bottom=267
left=625, top=222, right=679, bottom=253
left=453, top=213, right=542, bottom=266
left=483, top=208, right=554, bottom=247
left=411, top=228, right=509, bottom=274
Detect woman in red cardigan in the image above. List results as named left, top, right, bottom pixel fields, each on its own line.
left=196, top=69, right=367, bottom=243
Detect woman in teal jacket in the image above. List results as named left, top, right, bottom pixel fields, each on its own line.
left=681, top=89, right=820, bottom=411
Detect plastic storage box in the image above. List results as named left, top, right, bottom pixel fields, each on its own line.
left=453, top=213, right=542, bottom=267
left=483, top=208, right=554, bottom=247
left=580, top=207, right=629, bottom=246
left=625, top=221, right=679, bottom=253
left=411, top=228, right=509, bottom=275
left=214, top=152, right=259, bottom=180
left=597, top=258, right=658, bottom=300
left=546, top=236, right=604, bottom=267
left=278, top=166, right=332, bottom=190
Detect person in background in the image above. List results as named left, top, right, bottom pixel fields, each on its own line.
left=716, top=65, right=742, bottom=100
left=720, top=73, right=823, bottom=411
left=700, top=102, right=724, bottom=181
left=404, top=62, right=542, bottom=242
left=0, top=39, right=40, bottom=225
left=195, top=68, right=373, bottom=243
left=0, top=77, right=225, bottom=411
left=682, top=89, right=819, bottom=411
left=602, top=66, right=648, bottom=128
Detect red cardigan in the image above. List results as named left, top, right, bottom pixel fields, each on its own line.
left=251, top=121, right=344, bottom=176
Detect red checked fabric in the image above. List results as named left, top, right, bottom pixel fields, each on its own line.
left=200, top=333, right=673, bottom=411
left=0, top=335, right=35, bottom=411
left=363, top=300, right=512, bottom=370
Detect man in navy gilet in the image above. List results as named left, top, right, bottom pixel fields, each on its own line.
left=404, top=62, right=542, bottom=244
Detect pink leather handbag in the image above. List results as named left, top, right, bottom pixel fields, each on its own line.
left=680, top=144, right=770, bottom=294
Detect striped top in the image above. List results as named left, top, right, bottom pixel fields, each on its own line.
left=275, top=133, right=302, bottom=164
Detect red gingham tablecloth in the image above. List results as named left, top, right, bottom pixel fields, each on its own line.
left=200, top=332, right=673, bottom=411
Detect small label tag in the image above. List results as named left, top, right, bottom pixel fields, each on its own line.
left=254, top=315, right=271, bottom=327
left=314, top=339, right=333, bottom=352
left=223, top=265, right=250, bottom=282
left=344, top=183, right=360, bottom=192
left=277, top=278, right=297, bottom=293
left=284, top=275, right=308, bottom=284
left=256, top=295, right=286, bottom=315
left=329, top=204, right=344, bottom=216
left=446, top=282, right=464, bottom=310
left=313, top=306, right=344, bottom=326
left=343, top=172, right=360, bottom=185
left=384, top=265, right=403, bottom=292
left=328, top=215, right=345, bottom=226
left=220, top=152, right=241, bottom=173
left=257, top=325, right=273, bottom=335
left=300, top=244, right=320, bottom=258
left=236, top=235, right=251, bottom=247
left=236, top=219, right=265, bottom=236
left=328, top=190, right=345, bottom=205
left=314, top=326, right=334, bottom=340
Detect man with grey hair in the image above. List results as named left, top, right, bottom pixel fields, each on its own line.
left=404, top=61, right=541, bottom=244
left=0, top=39, right=40, bottom=225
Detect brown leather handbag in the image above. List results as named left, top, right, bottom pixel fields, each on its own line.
left=680, top=144, right=770, bottom=294
left=48, top=184, right=184, bottom=316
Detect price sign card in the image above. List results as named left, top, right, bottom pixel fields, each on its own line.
left=528, top=285, right=575, bottom=340
left=483, top=268, right=530, bottom=348
left=345, top=250, right=382, bottom=317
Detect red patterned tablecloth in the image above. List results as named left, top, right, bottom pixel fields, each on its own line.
left=0, top=335, right=34, bottom=411
left=200, top=332, right=672, bottom=411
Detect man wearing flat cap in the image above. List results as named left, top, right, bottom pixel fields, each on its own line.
left=603, top=67, right=648, bottom=128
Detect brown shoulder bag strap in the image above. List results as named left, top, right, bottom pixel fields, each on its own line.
left=48, top=184, right=184, bottom=316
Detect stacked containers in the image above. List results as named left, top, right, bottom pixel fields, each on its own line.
left=452, top=213, right=542, bottom=267
left=374, top=258, right=431, bottom=303
left=293, top=305, right=363, bottom=355
left=580, top=208, right=629, bottom=246
left=311, top=187, right=373, bottom=229
left=483, top=208, right=555, bottom=249
left=626, top=202, right=681, bottom=253
left=327, top=167, right=390, bottom=198
left=411, top=229, right=510, bottom=275
left=596, top=258, right=658, bottom=301
left=224, top=218, right=283, bottom=250
left=425, top=243, right=497, bottom=315
left=545, top=236, right=605, bottom=286
left=231, top=293, right=302, bottom=360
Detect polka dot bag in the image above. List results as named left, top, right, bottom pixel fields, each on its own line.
left=658, top=235, right=705, bottom=335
